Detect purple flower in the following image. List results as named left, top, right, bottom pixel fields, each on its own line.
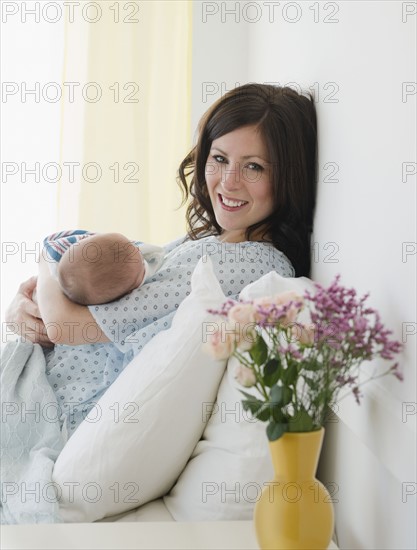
left=352, top=386, right=362, bottom=405
left=390, top=363, right=404, bottom=382
left=206, top=274, right=404, bottom=436
left=279, top=344, right=303, bottom=360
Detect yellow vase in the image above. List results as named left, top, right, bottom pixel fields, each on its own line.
left=254, top=428, right=334, bottom=550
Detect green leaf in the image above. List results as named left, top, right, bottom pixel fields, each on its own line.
left=303, top=359, right=322, bottom=372
left=249, top=336, right=268, bottom=366
left=242, top=398, right=263, bottom=416
left=271, top=402, right=284, bottom=423
left=270, top=384, right=283, bottom=406
left=288, top=408, right=314, bottom=432
left=263, top=358, right=281, bottom=387
left=303, top=376, right=318, bottom=391
left=239, top=390, right=258, bottom=400
left=266, top=421, right=288, bottom=441
left=254, top=403, right=271, bottom=422
left=282, top=362, right=298, bottom=385
left=282, top=387, right=293, bottom=406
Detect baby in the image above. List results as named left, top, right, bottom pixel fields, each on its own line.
left=34, top=229, right=165, bottom=439
left=42, top=230, right=164, bottom=305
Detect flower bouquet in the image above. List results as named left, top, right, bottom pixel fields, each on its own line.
left=204, top=275, right=403, bottom=441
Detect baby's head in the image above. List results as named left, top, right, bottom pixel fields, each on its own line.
left=57, top=233, right=144, bottom=305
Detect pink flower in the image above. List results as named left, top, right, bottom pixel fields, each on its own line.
left=277, top=292, right=304, bottom=327
left=291, top=323, right=316, bottom=346
left=253, top=291, right=304, bottom=327
left=276, top=290, right=304, bottom=307
left=252, top=296, right=277, bottom=309
left=280, top=305, right=299, bottom=328
left=204, top=323, right=236, bottom=360
left=226, top=305, right=257, bottom=352
left=234, top=364, right=257, bottom=387
left=228, top=303, right=256, bottom=325
left=253, top=291, right=303, bottom=309
left=236, top=325, right=257, bottom=352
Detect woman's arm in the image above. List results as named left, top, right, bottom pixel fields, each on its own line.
left=5, top=276, right=54, bottom=347
left=36, top=255, right=109, bottom=345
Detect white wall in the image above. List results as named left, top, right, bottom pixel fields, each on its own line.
left=192, top=1, right=416, bottom=548
left=191, top=0, right=250, bottom=138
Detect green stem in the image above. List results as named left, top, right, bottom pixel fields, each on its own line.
left=233, top=349, right=269, bottom=401
left=337, top=367, right=396, bottom=403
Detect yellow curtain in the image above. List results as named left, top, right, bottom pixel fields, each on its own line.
left=58, top=0, right=192, bottom=245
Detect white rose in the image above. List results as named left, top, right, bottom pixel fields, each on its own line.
left=234, top=364, right=257, bottom=388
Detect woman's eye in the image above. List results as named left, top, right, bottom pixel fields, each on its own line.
left=246, top=162, right=263, bottom=171
left=213, top=154, right=226, bottom=163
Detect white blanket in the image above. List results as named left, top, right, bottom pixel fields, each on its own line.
left=0, top=340, right=65, bottom=524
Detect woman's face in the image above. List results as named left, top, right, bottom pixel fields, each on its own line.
left=205, top=125, right=274, bottom=243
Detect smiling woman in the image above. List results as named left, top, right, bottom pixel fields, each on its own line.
left=178, top=83, right=318, bottom=277
left=3, top=82, right=319, bottom=525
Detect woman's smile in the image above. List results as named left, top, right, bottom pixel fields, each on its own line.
left=218, top=193, right=249, bottom=210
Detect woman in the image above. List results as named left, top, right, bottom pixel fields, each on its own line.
left=5, top=83, right=318, bottom=433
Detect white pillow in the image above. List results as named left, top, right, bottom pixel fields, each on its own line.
left=163, top=272, right=314, bottom=521
left=53, top=257, right=228, bottom=522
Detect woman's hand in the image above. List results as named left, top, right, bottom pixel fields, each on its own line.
left=5, top=276, right=54, bottom=347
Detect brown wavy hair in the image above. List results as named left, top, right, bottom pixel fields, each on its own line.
left=177, top=83, right=318, bottom=277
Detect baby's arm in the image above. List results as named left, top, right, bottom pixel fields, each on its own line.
left=36, top=254, right=110, bottom=345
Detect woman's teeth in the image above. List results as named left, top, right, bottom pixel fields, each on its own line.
left=221, top=195, right=248, bottom=207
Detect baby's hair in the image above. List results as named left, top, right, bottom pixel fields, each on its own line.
left=177, top=83, right=318, bottom=277
left=58, top=233, right=142, bottom=305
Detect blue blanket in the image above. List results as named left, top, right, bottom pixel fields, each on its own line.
left=0, top=340, right=65, bottom=523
